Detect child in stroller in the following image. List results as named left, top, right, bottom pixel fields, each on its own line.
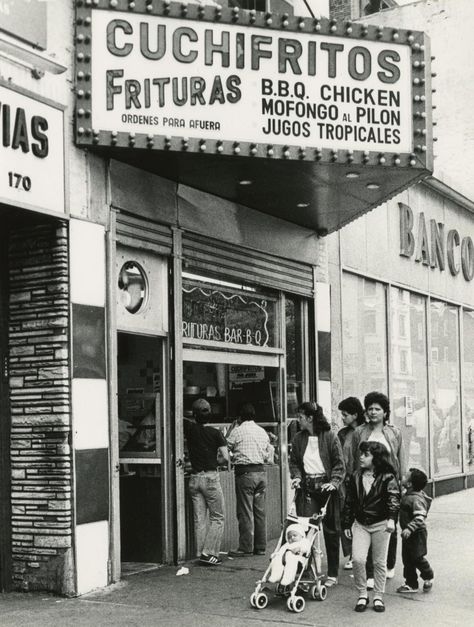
left=250, top=495, right=330, bottom=613
left=268, top=523, right=311, bottom=586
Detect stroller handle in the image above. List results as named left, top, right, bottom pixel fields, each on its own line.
left=290, top=486, right=332, bottom=519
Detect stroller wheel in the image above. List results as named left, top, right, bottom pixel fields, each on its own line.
left=287, top=595, right=305, bottom=613
left=310, top=583, right=327, bottom=601
left=254, top=592, right=268, bottom=610
left=250, top=593, right=257, bottom=608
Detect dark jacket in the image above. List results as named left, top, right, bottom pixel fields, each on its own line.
left=289, top=429, right=345, bottom=489
left=399, top=489, right=432, bottom=534
left=342, top=470, right=401, bottom=528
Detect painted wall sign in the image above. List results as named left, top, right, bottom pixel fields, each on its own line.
left=75, top=1, right=432, bottom=168
left=399, top=202, right=474, bottom=281
left=182, top=280, right=277, bottom=347
left=0, top=82, right=65, bottom=216
left=0, top=0, right=47, bottom=50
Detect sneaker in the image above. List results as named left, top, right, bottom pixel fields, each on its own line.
left=344, top=560, right=353, bottom=570
left=396, top=584, right=418, bottom=593
left=386, top=568, right=395, bottom=579
left=325, top=577, right=338, bottom=588
left=367, top=578, right=375, bottom=590
left=199, top=554, right=222, bottom=566
left=253, top=549, right=266, bottom=556
left=423, top=579, right=433, bottom=592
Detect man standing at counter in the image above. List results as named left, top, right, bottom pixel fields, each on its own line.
left=227, top=403, right=272, bottom=557
left=184, top=399, right=229, bottom=566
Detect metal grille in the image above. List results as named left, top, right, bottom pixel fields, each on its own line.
left=182, top=231, right=314, bottom=296
left=116, top=212, right=173, bottom=256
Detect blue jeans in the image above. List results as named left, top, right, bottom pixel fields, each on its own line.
left=235, top=471, right=267, bottom=553
left=189, top=471, right=225, bottom=558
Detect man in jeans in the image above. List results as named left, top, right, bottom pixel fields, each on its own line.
left=184, top=399, right=228, bottom=565
left=227, top=403, right=272, bottom=557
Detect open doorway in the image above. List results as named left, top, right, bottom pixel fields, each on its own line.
left=117, top=332, right=165, bottom=574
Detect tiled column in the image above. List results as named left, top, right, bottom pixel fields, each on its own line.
left=70, top=219, right=109, bottom=595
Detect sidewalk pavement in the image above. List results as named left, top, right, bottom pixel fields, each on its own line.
left=1, top=488, right=474, bottom=627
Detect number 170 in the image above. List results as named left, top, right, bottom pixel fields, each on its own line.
left=8, top=171, right=32, bottom=191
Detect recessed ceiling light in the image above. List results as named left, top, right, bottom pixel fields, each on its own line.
left=366, top=183, right=380, bottom=190
left=346, top=172, right=360, bottom=179
left=239, top=179, right=253, bottom=186
left=297, top=202, right=309, bottom=208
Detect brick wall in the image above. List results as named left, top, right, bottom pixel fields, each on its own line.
left=8, top=221, right=73, bottom=595
left=329, top=0, right=352, bottom=20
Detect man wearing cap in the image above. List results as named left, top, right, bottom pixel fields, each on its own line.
left=227, top=403, right=272, bottom=557
left=184, top=398, right=228, bottom=565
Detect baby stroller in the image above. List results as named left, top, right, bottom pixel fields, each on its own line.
left=250, top=493, right=330, bottom=613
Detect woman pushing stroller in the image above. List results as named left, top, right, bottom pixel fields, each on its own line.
left=290, top=402, right=345, bottom=588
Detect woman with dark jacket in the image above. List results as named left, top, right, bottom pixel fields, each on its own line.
left=337, top=396, right=366, bottom=569
left=289, top=402, right=345, bottom=587
left=343, top=441, right=401, bottom=613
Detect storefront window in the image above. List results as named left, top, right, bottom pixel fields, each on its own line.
left=430, top=301, right=462, bottom=476
left=342, top=274, right=388, bottom=398
left=286, top=296, right=305, bottom=416
left=183, top=361, right=280, bottom=468
left=182, top=276, right=278, bottom=348
left=463, top=310, right=474, bottom=472
left=390, top=289, right=429, bottom=472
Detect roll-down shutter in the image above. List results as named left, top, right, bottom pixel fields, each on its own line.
left=182, top=232, right=314, bottom=297
left=116, top=211, right=173, bottom=256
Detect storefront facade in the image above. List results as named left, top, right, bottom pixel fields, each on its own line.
left=70, top=0, right=432, bottom=595
left=0, top=0, right=433, bottom=596
left=107, top=159, right=325, bottom=575
left=328, top=178, right=474, bottom=495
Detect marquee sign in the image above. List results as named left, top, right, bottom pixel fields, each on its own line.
left=0, top=81, right=66, bottom=217
left=75, top=0, right=432, bottom=170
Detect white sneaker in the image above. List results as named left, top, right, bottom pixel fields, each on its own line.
left=344, top=560, right=353, bottom=570
left=325, top=577, right=338, bottom=587
left=367, top=578, right=375, bottom=590
left=386, top=569, right=395, bottom=579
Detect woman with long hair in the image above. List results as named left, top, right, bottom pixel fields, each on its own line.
left=337, top=396, right=366, bottom=570
left=342, top=441, right=401, bottom=613
left=289, top=401, right=345, bottom=587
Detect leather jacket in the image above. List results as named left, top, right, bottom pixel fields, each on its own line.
left=342, top=470, right=400, bottom=528
left=289, top=429, right=345, bottom=489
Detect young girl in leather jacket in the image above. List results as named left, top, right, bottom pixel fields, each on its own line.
left=343, top=441, right=401, bottom=614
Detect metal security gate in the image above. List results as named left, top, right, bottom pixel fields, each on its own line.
left=115, top=211, right=173, bottom=256
left=182, top=232, right=315, bottom=297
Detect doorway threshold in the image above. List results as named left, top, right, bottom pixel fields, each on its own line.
left=121, top=562, right=161, bottom=577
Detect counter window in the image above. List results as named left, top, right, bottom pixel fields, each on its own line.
left=183, top=360, right=280, bottom=468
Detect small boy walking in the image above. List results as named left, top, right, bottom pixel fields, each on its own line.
left=397, top=468, right=434, bottom=593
